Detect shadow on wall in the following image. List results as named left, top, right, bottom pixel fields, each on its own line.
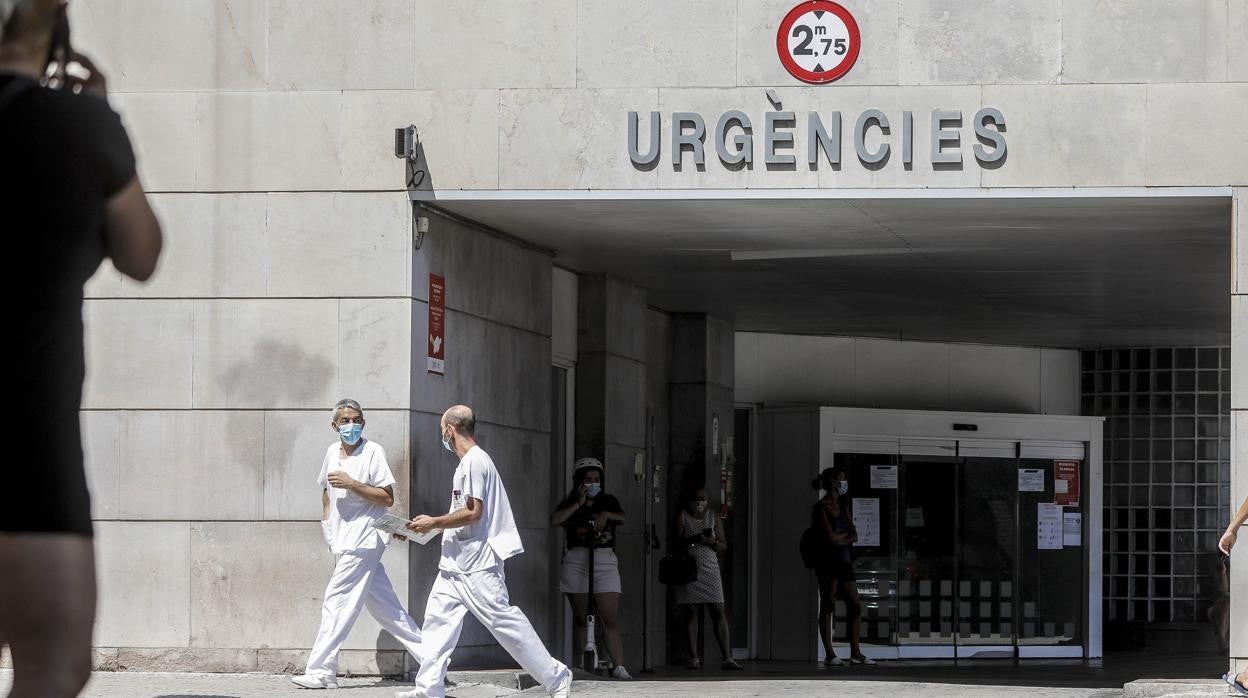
left=406, top=143, right=435, bottom=195
left=220, top=339, right=333, bottom=405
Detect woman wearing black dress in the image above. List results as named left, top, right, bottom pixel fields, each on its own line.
left=810, top=467, right=876, bottom=667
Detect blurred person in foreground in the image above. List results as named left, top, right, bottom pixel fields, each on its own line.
left=1219, top=495, right=1248, bottom=696
left=0, top=1, right=162, bottom=696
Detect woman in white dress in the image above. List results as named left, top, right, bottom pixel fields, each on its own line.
left=672, top=487, right=742, bottom=671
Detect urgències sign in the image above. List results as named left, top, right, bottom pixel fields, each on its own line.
left=624, top=2, right=1007, bottom=173
left=626, top=106, right=1007, bottom=171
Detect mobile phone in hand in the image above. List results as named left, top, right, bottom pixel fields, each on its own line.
left=44, top=3, right=92, bottom=92
left=43, top=3, right=71, bottom=87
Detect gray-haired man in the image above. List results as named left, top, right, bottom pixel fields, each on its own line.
left=291, top=399, right=424, bottom=689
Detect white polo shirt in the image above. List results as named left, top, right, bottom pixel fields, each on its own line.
left=318, top=438, right=396, bottom=554
left=439, top=445, right=524, bottom=574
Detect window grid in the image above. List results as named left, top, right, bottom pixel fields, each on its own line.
left=1080, top=347, right=1232, bottom=625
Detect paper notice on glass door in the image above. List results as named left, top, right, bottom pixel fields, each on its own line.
left=869, top=465, right=898, bottom=489
left=1063, top=511, right=1082, bottom=547
left=1037, top=503, right=1062, bottom=550
left=1019, top=468, right=1046, bottom=492
left=851, top=498, right=880, bottom=547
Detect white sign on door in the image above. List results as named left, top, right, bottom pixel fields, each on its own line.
left=852, top=497, right=880, bottom=548
left=1063, top=511, right=1082, bottom=547
left=869, top=464, right=898, bottom=489
left=1019, top=468, right=1046, bottom=492
left=1037, top=503, right=1063, bottom=550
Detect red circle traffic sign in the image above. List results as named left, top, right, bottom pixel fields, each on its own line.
left=776, top=1, right=861, bottom=84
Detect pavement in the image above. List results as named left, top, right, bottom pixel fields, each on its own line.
left=0, top=654, right=1239, bottom=698
left=0, top=670, right=1131, bottom=697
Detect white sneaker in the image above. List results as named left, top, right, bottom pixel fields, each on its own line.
left=393, top=690, right=428, bottom=698
left=549, top=669, right=573, bottom=697
left=291, top=673, right=338, bottom=689
left=611, top=665, right=632, bottom=680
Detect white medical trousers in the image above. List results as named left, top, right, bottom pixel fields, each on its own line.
left=305, top=543, right=424, bottom=678
left=409, top=562, right=569, bottom=698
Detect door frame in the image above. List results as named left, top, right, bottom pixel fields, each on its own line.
left=552, top=361, right=575, bottom=662
left=815, top=407, right=1104, bottom=659
left=735, top=402, right=760, bottom=660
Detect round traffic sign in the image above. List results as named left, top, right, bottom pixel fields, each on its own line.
left=776, top=1, right=861, bottom=84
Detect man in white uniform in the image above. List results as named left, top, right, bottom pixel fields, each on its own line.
left=396, top=405, right=572, bottom=698
left=291, top=399, right=425, bottom=689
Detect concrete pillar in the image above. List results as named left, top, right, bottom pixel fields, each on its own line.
left=668, top=314, right=736, bottom=502
left=574, top=274, right=650, bottom=669
left=407, top=208, right=556, bottom=669
left=666, top=313, right=736, bottom=662
left=644, top=309, right=672, bottom=669
left=1233, top=188, right=1248, bottom=678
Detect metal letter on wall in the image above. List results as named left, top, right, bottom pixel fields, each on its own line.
left=973, top=107, right=1007, bottom=164
left=930, top=109, right=963, bottom=164
left=854, top=108, right=890, bottom=164
left=807, top=111, right=841, bottom=167
left=764, top=111, right=796, bottom=165
left=715, top=110, right=754, bottom=165
left=901, top=110, right=913, bottom=165
left=671, top=112, right=707, bottom=168
left=628, top=111, right=661, bottom=166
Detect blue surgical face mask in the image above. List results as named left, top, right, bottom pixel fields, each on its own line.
left=441, top=429, right=453, bottom=452
left=339, top=423, right=363, bottom=445
left=585, top=482, right=602, bottom=498
left=836, top=480, right=848, bottom=496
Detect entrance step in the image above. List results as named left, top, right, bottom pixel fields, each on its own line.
left=417, top=668, right=597, bottom=691
left=446, top=670, right=535, bottom=690
left=1123, top=679, right=1235, bottom=697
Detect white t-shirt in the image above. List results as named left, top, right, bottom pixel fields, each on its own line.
left=318, top=438, right=396, bottom=554
left=439, top=445, right=524, bottom=574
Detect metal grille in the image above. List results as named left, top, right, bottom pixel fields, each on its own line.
left=1081, top=348, right=1232, bottom=624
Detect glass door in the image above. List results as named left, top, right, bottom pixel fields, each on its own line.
left=727, top=408, right=752, bottom=658
left=820, top=440, right=1088, bottom=659
left=838, top=453, right=899, bottom=654
left=897, top=454, right=957, bottom=657
left=957, top=453, right=1018, bottom=657
left=1017, top=456, right=1085, bottom=656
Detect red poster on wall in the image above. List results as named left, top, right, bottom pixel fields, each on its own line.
left=427, top=274, right=445, bottom=375
left=1054, top=460, right=1080, bottom=507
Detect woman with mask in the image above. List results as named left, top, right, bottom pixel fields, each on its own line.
left=810, top=467, right=875, bottom=667
left=550, top=457, right=631, bottom=679
left=672, top=487, right=743, bottom=671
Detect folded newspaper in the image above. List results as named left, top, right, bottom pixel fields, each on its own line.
left=372, top=514, right=440, bottom=545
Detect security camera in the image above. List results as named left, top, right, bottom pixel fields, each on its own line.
left=412, top=207, right=429, bottom=251
left=394, top=125, right=418, bottom=161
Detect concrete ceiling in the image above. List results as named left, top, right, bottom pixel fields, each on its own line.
left=434, top=195, right=1231, bottom=349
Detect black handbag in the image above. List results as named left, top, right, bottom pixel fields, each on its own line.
left=659, top=547, right=698, bottom=585
left=799, top=527, right=819, bottom=569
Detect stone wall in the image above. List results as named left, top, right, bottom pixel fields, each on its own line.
left=81, top=190, right=417, bottom=671
left=404, top=209, right=557, bottom=668
left=1231, top=188, right=1247, bottom=676
left=72, top=1, right=1248, bottom=195
left=65, top=0, right=1247, bottom=673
